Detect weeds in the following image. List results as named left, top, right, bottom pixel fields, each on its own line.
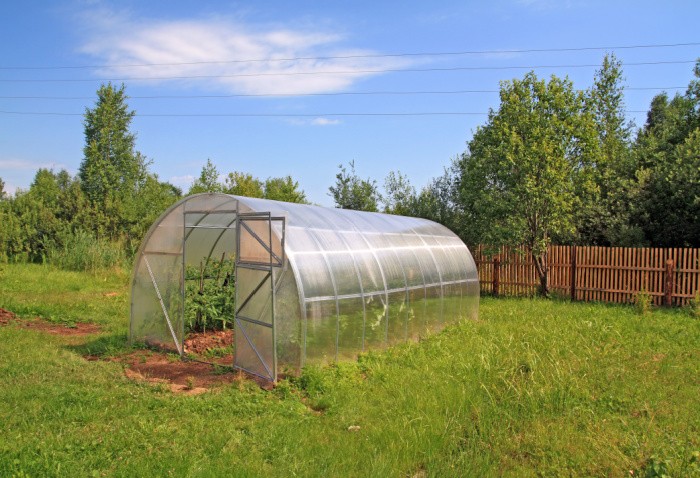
left=46, top=229, right=126, bottom=273
left=634, top=289, right=653, bottom=315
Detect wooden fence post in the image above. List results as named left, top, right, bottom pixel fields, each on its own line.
left=493, top=257, right=500, bottom=297
left=664, top=259, right=675, bottom=306
left=570, top=245, right=577, bottom=301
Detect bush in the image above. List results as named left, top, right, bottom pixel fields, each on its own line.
left=46, top=229, right=126, bottom=273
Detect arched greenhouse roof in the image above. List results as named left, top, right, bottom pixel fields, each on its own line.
left=130, top=193, right=479, bottom=381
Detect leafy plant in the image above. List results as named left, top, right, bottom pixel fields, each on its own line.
left=634, top=289, right=653, bottom=315
left=689, top=289, right=700, bottom=318
left=184, top=255, right=236, bottom=333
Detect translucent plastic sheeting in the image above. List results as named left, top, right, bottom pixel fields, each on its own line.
left=130, top=193, right=479, bottom=379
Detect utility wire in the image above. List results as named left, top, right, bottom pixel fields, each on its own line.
left=0, top=110, right=649, bottom=117
left=0, top=86, right=686, bottom=100
left=1, top=41, right=698, bottom=70
left=0, top=60, right=695, bottom=83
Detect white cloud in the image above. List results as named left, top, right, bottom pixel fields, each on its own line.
left=311, top=117, right=341, bottom=126
left=79, top=11, right=414, bottom=95
left=169, top=174, right=195, bottom=187
left=2, top=181, right=18, bottom=197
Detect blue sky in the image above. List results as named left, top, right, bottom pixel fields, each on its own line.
left=1, top=0, right=698, bottom=205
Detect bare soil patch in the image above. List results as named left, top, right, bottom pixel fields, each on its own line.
left=184, top=329, right=233, bottom=355
left=0, top=308, right=14, bottom=326
left=0, top=308, right=100, bottom=335
left=106, top=349, right=274, bottom=394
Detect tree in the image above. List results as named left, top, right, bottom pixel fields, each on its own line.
left=0, top=177, right=6, bottom=200
left=188, top=159, right=223, bottom=194
left=458, top=71, right=598, bottom=296
left=632, top=59, right=700, bottom=246
left=79, top=82, right=147, bottom=206
left=383, top=171, right=416, bottom=215
left=223, top=171, right=263, bottom=197
left=328, top=161, right=380, bottom=212
left=577, top=54, right=639, bottom=245
left=264, top=176, right=308, bottom=203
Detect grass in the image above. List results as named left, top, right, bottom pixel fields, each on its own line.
left=1, top=263, right=699, bottom=476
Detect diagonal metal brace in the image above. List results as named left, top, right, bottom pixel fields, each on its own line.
left=144, top=256, right=183, bottom=355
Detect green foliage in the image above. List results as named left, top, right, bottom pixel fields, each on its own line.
left=189, top=162, right=308, bottom=203
left=79, top=82, right=148, bottom=207
left=184, top=256, right=236, bottom=333
left=577, top=54, right=641, bottom=246
left=264, top=175, right=308, bottom=203
left=223, top=171, right=264, bottom=197
left=328, top=160, right=381, bottom=211
left=382, top=170, right=416, bottom=215
left=0, top=84, right=181, bottom=267
left=690, top=290, right=700, bottom=318
left=458, top=71, right=598, bottom=294
left=46, top=229, right=126, bottom=273
left=188, top=159, right=224, bottom=194
left=633, top=289, right=653, bottom=316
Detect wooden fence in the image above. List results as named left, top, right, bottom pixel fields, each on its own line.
left=473, top=245, right=700, bottom=307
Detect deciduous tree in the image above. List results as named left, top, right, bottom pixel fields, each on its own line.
left=329, top=161, right=380, bottom=212
left=459, top=71, right=598, bottom=295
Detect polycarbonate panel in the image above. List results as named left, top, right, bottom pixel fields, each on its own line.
left=130, top=253, right=183, bottom=352
left=337, top=296, right=365, bottom=360
left=131, top=192, right=479, bottom=379
left=274, top=268, right=302, bottom=373
left=236, top=267, right=272, bottom=324
left=305, top=300, right=338, bottom=365
left=239, top=217, right=272, bottom=265
left=386, top=290, right=408, bottom=344
left=236, top=319, right=274, bottom=380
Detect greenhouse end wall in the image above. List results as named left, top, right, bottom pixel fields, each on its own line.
left=130, top=194, right=479, bottom=379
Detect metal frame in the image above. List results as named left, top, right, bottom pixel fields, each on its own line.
left=234, top=212, right=286, bottom=382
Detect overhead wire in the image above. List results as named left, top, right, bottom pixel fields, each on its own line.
left=0, top=86, right=687, bottom=100
left=0, top=60, right=695, bottom=83
left=1, top=41, right=698, bottom=70
left=0, top=110, right=649, bottom=117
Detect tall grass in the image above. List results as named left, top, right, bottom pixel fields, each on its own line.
left=46, top=229, right=126, bottom=273
left=0, top=265, right=699, bottom=476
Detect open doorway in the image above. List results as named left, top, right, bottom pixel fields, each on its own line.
left=182, top=209, right=238, bottom=366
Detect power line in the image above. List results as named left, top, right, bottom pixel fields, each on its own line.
left=0, top=110, right=649, bottom=117
left=0, top=60, right=694, bottom=83
left=0, top=86, right=686, bottom=101
left=1, top=42, right=698, bottom=70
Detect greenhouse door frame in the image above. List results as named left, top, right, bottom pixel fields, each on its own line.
left=234, top=212, right=285, bottom=382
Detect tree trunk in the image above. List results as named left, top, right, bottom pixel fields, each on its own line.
left=532, top=251, right=549, bottom=297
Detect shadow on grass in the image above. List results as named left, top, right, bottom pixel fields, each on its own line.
left=64, top=331, right=134, bottom=358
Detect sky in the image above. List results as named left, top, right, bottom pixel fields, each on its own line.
left=1, top=0, right=699, bottom=206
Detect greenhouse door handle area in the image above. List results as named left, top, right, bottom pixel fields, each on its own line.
left=234, top=212, right=285, bottom=382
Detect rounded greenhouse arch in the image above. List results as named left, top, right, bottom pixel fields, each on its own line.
left=130, top=193, right=479, bottom=381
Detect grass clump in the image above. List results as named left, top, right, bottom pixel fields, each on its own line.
left=634, top=288, right=653, bottom=315
left=46, top=229, right=127, bottom=273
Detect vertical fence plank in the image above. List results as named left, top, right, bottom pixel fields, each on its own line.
left=474, top=245, right=699, bottom=306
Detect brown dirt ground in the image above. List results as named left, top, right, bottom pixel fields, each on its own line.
left=1, top=306, right=271, bottom=392
left=184, top=329, right=234, bottom=355
left=97, top=349, right=273, bottom=394
left=0, top=307, right=100, bottom=335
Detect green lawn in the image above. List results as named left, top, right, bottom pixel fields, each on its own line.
left=0, top=263, right=699, bottom=477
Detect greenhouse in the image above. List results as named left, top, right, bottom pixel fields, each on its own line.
left=130, top=193, right=479, bottom=382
